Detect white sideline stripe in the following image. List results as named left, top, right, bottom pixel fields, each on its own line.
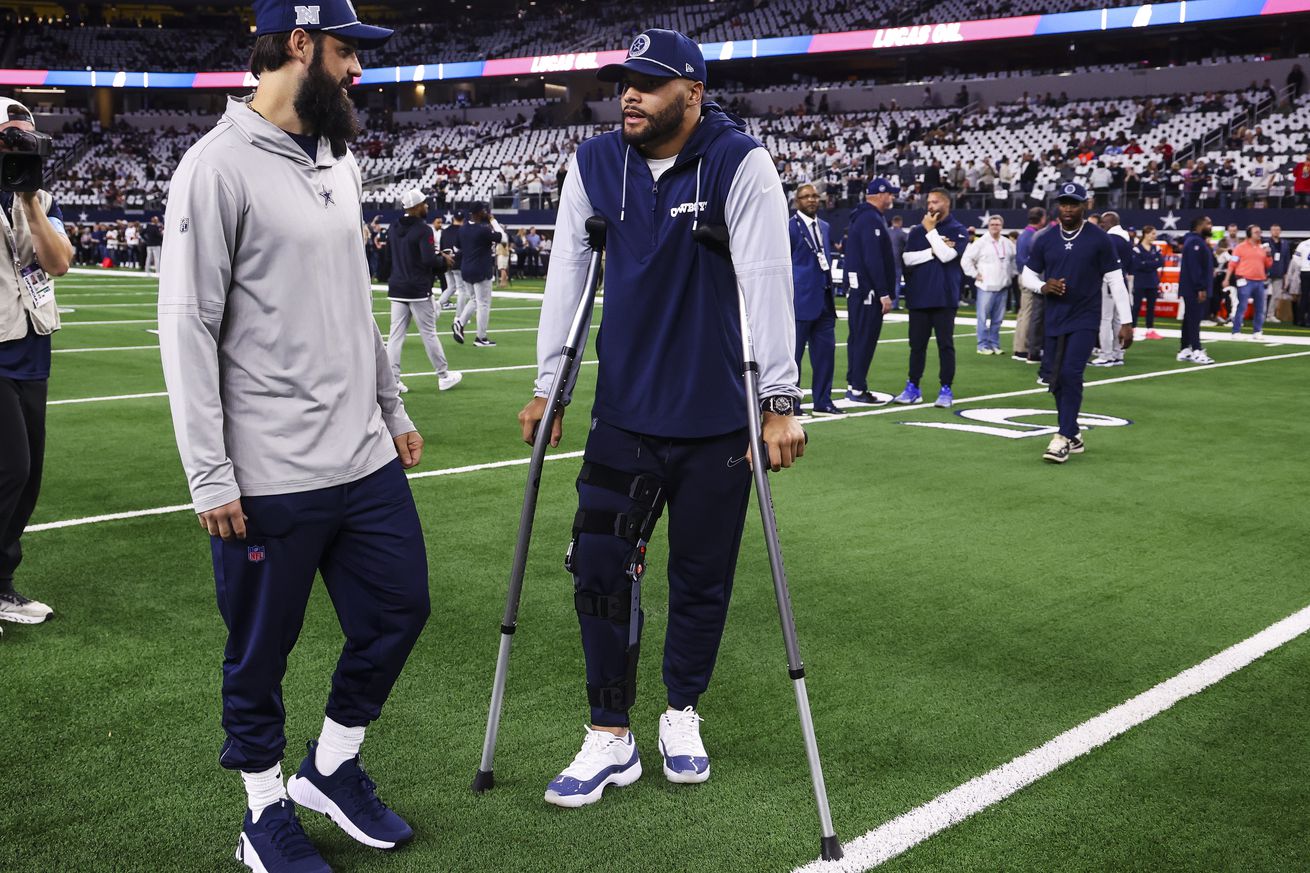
left=30, top=351, right=1309, bottom=531
left=53, top=344, right=160, bottom=354
left=43, top=356, right=599, bottom=403
left=49, top=391, right=168, bottom=405
left=24, top=451, right=586, bottom=533
left=793, top=601, right=1310, bottom=873
left=25, top=503, right=196, bottom=532
left=61, top=318, right=157, bottom=326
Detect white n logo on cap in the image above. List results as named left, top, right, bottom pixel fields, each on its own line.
left=685, top=63, right=694, bottom=73
left=295, top=5, right=321, bottom=25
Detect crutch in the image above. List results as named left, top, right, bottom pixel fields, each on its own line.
left=472, top=215, right=607, bottom=793
left=693, top=224, right=843, bottom=861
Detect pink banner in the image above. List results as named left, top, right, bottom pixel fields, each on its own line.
left=809, top=15, right=1040, bottom=53
left=1261, top=0, right=1310, bottom=12
left=192, top=72, right=252, bottom=89
left=484, top=49, right=627, bottom=78
left=0, top=69, right=50, bottom=86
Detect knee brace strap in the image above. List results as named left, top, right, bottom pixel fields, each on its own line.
left=586, top=640, right=641, bottom=712
left=575, top=588, right=631, bottom=623
left=578, top=462, right=665, bottom=510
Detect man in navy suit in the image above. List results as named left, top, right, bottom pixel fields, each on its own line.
left=789, top=183, right=842, bottom=415
left=843, top=178, right=899, bottom=404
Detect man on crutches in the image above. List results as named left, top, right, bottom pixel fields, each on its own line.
left=517, top=29, right=810, bottom=807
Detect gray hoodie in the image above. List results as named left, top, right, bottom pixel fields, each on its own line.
left=158, top=96, right=413, bottom=514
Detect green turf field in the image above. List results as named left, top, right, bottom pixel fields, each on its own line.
left=4, top=269, right=1309, bottom=872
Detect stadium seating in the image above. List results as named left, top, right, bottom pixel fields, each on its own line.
left=11, top=0, right=1182, bottom=71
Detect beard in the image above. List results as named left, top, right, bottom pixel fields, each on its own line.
left=621, top=91, right=687, bottom=148
left=293, top=50, right=360, bottom=157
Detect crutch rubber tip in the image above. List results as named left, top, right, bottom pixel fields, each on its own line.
left=821, top=835, right=844, bottom=861
left=471, top=769, right=495, bottom=793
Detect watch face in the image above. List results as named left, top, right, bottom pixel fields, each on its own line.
left=771, top=397, right=793, bottom=415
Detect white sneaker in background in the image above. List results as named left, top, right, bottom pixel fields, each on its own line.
left=0, top=591, right=53, bottom=624
left=438, top=371, right=463, bottom=391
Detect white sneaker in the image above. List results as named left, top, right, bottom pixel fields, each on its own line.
left=1200, top=319, right=1217, bottom=327
left=658, top=707, right=710, bottom=784
left=1042, top=434, right=1071, bottom=464
left=0, top=590, right=53, bottom=624
left=1176, top=349, right=1195, bottom=362
left=396, top=380, right=409, bottom=394
left=1253, top=331, right=1264, bottom=341
left=1191, top=350, right=1215, bottom=364
left=437, top=371, right=463, bottom=391
left=544, top=727, right=642, bottom=808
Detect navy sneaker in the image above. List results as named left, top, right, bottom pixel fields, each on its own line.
left=892, top=381, right=922, bottom=404
left=235, top=799, right=330, bottom=873
left=844, top=389, right=877, bottom=404
left=811, top=403, right=846, bottom=416
left=451, top=320, right=465, bottom=344
left=287, top=742, right=413, bottom=850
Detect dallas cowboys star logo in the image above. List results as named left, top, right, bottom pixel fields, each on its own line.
left=320, top=189, right=334, bottom=207
left=1158, top=210, right=1180, bottom=230
left=1065, top=242, right=1074, bottom=250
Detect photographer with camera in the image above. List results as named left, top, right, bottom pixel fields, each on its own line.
left=0, top=96, right=72, bottom=626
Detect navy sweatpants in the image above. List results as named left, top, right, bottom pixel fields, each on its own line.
left=845, top=293, right=886, bottom=392
left=1043, top=329, right=1097, bottom=439
left=573, top=419, right=752, bottom=727
left=796, top=310, right=836, bottom=408
left=211, top=460, right=430, bottom=772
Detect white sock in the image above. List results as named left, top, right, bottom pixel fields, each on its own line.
left=315, top=717, right=366, bottom=776
left=242, top=764, right=286, bottom=822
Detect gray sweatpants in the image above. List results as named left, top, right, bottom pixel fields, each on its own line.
left=438, top=270, right=462, bottom=308
left=388, top=297, right=449, bottom=379
left=457, top=278, right=493, bottom=340
left=1026, top=289, right=1045, bottom=359
left=1098, top=279, right=1125, bottom=362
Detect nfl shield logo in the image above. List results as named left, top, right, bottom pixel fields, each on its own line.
left=247, top=545, right=266, bottom=563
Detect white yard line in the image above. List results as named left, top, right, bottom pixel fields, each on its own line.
left=46, top=360, right=597, bottom=404
left=49, top=391, right=169, bottom=406
left=30, top=350, right=1309, bottom=527
left=24, top=450, right=586, bottom=533
left=794, top=601, right=1310, bottom=873
left=53, top=345, right=161, bottom=355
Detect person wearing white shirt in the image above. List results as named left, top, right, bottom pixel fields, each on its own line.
left=961, top=216, right=1017, bottom=354
left=1293, top=237, right=1310, bottom=326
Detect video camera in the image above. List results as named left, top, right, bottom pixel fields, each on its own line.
left=0, top=125, right=53, bottom=193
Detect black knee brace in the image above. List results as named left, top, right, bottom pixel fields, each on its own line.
left=566, top=461, right=667, bottom=712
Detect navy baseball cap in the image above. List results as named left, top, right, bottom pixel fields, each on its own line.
left=1055, top=181, right=1089, bottom=202
left=253, top=0, right=393, bottom=49
left=866, top=177, right=900, bottom=195
left=597, top=29, right=707, bottom=85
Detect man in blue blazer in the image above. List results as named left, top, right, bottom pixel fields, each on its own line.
left=790, top=183, right=842, bottom=415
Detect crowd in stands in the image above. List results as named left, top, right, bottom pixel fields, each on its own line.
left=10, top=0, right=1177, bottom=70
left=30, top=50, right=1310, bottom=218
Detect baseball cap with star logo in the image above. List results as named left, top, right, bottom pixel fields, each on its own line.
left=597, top=29, right=707, bottom=85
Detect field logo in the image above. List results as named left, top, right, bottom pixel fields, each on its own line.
left=899, top=407, right=1132, bottom=440
left=629, top=34, right=651, bottom=57
left=295, top=5, right=321, bottom=25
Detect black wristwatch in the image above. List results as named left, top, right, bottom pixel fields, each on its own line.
left=760, top=395, right=795, bottom=416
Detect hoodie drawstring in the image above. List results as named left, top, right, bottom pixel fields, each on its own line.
left=693, top=157, right=703, bottom=232
left=620, top=146, right=630, bottom=221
